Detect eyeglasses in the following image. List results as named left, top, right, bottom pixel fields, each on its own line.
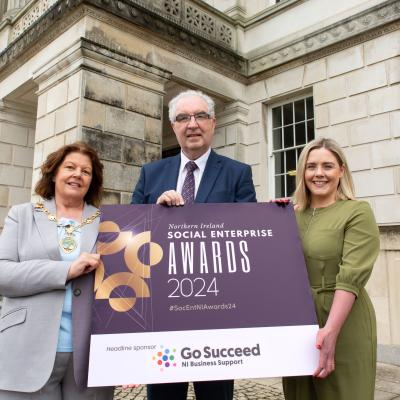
left=174, top=112, right=211, bottom=123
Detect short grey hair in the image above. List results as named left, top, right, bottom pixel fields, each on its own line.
left=168, top=90, right=215, bottom=122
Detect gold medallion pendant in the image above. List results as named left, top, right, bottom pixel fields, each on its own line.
left=59, top=234, right=77, bottom=253
left=35, top=202, right=100, bottom=254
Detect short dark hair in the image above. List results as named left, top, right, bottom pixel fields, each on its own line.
left=35, top=142, right=104, bottom=207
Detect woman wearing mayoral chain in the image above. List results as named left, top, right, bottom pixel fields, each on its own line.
left=283, top=138, right=380, bottom=400
left=0, top=142, right=114, bottom=400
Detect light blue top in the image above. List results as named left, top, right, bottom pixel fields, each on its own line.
left=56, top=218, right=81, bottom=352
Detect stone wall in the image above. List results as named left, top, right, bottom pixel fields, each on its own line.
left=0, top=101, right=35, bottom=229
left=32, top=41, right=168, bottom=205
left=244, top=28, right=400, bottom=363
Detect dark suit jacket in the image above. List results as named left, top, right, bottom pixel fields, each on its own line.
left=131, top=150, right=256, bottom=204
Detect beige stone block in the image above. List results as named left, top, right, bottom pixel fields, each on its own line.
left=31, top=168, right=41, bottom=190
left=353, top=169, right=394, bottom=197
left=314, top=76, right=346, bottom=105
left=9, top=187, right=30, bottom=205
left=105, top=107, right=145, bottom=139
left=215, top=145, right=235, bottom=159
left=347, top=63, right=387, bottom=96
left=369, top=86, right=400, bottom=115
left=372, top=139, right=400, bottom=169
left=226, top=125, right=238, bottom=145
left=68, top=72, right=81, bottom=102
left=248, top=103, right=262, bottom=124
left=391, top=111, right=400, bottom=138
left=303, top=59, right=327, bottom=86
left=13, top=146, right=34, bottom=168
left=0, top=186, right=9, bottom=207
left=387, top=57, right=400, bottom=85
left=145, top=117, right=162, bottom=144
left=126, top=86, right=162, bottom=119
left=396, top=167, right=400, bottom=194
left=35, top=113, right=55, bottom=143
left=266, top=66, right=304, bottom=97
left=246, top=81, right=268, bottom=104
left=28, top=129, right=35, bottom=147
left=366, top=252, right=388, bottom=298
left=250, top=164, right=260, bottom=187
left=0, top=165, right=24, bottom=186
left=120, top=192, right=132, bottom=205
left=37, top=93, right=47, bottom=118
left=349, top=114, right=391, bottom=146
left=213, top=128, right=225, bottom=148
left=240, top=123, right=260, bottom=146
left=103, top=161, right=140, bottom=192
left=55, top=100, right=79, bottom=134
left=47, top=80, right=68, bottom=113
left=24, top=168, right=33, bottom=188
left=84, top=71, right=125, bottom=109
left=343, top=144, right=371, bottom=172
left=0, top=122, right=28, bottom=146
left=102, top=190, right=121, bottom=205
left=81, top=99, right=105, bottom=131
left=33, top=142, right=44, bottom=169
left=42, top=135, right=65, bottom=162
left=371, top=296, right=391, bottom=344
left=255, top=187, right=263, bottom=202
left=65, top=128, right=79, bottom=144
left=327, top=46, right=363, bottom=77
left=0, top=143, right=12, bottom=163
left=0, top=207, right=8, bottom=229
left=329, top=95, right=368, bottom=125
left=244, top=143, right=260, bottom=165
left=315, top=123, right=349, bottom=147
left=314, top=104, right=329, bottom=128
left=374, top=196, right=400, bottom=224
left=387, top=251, right=400, bottom=343
left=145, top=143, right=161, bottom=164
left=365, top=30, right=400, bottom=65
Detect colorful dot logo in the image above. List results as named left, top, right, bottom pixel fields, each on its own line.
left=152, top=346, right=177, bottom=371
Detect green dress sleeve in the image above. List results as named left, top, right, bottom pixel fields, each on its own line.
left=335, top=201, right=380, bottom=297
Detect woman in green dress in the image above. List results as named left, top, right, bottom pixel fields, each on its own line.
left=282, top=138, right=380, bottom=400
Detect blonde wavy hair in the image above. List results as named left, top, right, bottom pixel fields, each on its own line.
left=293, top=137, right=355, bottom=210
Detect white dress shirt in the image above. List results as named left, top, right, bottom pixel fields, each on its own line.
left=176, top=148, right=211, bottom=198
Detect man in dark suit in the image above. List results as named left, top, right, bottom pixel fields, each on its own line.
left=131, top=90, right=256, bottom=400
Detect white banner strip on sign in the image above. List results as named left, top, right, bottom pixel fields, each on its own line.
left=88, top=325, right=319, bottom=387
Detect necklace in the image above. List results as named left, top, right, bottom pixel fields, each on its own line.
left=35, top=202, right=100, bottom=253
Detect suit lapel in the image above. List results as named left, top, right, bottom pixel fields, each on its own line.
left=80, top=203, right=99, bottom=254
left=162, top=154, right=181, bottom=192
left=33, top=198, right=61, bottom=261
left=196, top=150, right=222, bottom=203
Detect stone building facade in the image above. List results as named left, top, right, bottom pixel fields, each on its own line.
left=0, top=0, right=399, bottom=364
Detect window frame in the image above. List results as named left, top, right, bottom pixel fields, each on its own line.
left=267, top=93, right=315, bottom=199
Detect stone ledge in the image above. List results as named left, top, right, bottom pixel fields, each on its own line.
left=0, top=0, right=246, bottom=78
left=248, top=0, right=400, bottom=76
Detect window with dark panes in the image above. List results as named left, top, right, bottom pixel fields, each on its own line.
left=272, top=96, right=314, bottom=198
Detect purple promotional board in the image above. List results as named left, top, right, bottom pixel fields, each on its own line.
left=88, top=203, right=319, bottom=386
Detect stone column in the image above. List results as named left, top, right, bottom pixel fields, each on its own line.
left=33, top=41, right=170, bottom=205
left=0, top=100, right=35, bottom=229
left=213, top=100, right=261, bottom=198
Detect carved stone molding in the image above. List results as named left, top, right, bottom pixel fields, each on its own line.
left=9, top=0, right=236, bottom=50
left=86, top=0, right=244, bottom=73
left=248, top=0, right=400, bottom=76
left=11, top=0, right=58, bottom=40
left=0, top=0, right=245, bottom=77
left=1, top=0, right=400, bottom=83
left=129, top=0, right=236, bottom=49
left=248, top=19, right=400, bottom=83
